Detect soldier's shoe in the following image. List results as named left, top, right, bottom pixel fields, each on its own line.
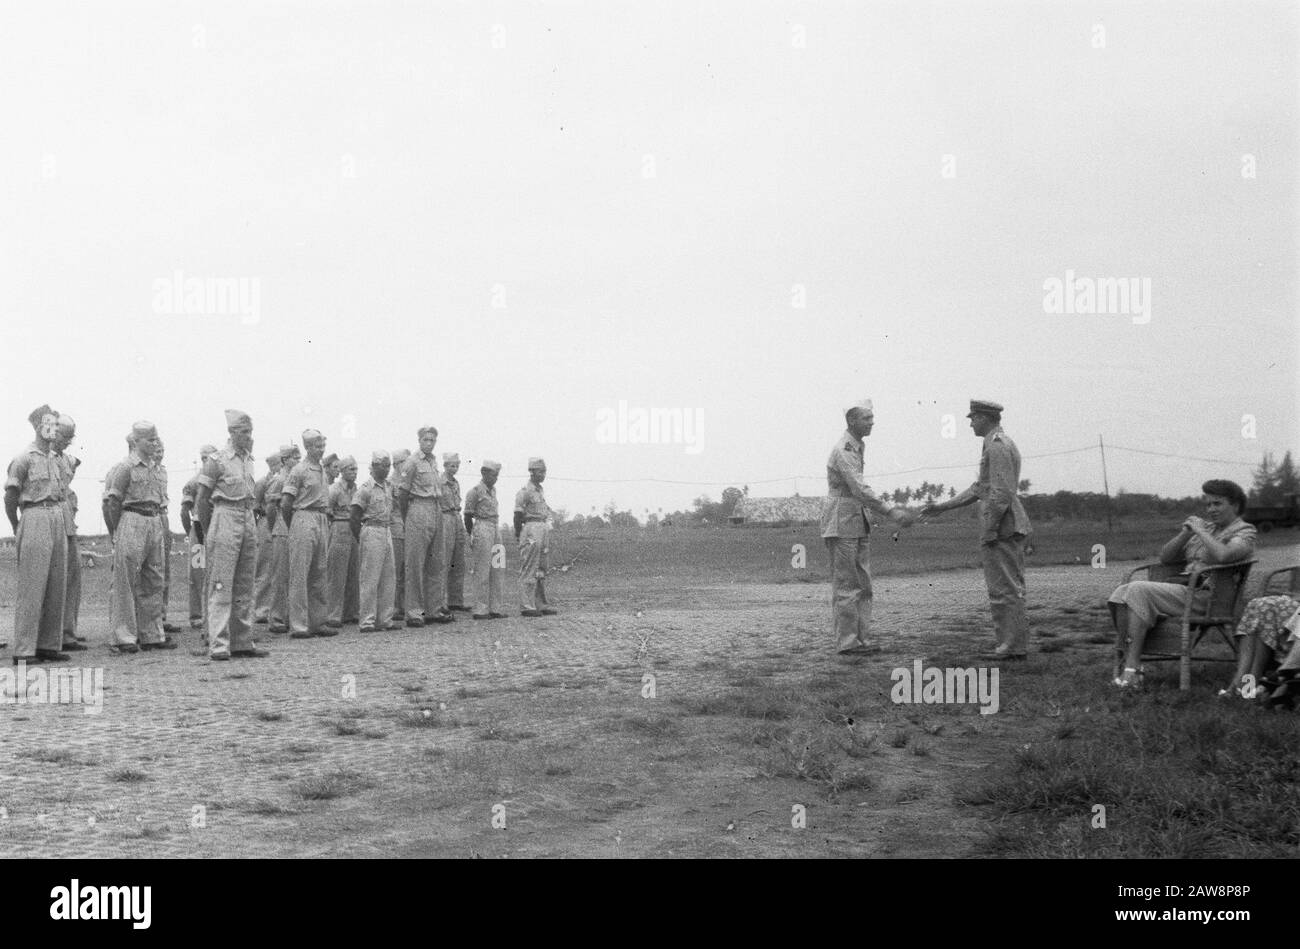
left=521, top=610, right=543, bottom=618
left=430, top=612, right=454, bottom=624
left=449, top=606, right=472, bottom=613
left=231, top=647, right=270, bottom=658
left=209, top=652, right=231, bottom=661
left=489, top=613, right=508, bottom=619
left=289, top=631, right=314, bottom=639
left=472, top=614, right=492, bottom=620
left=36, top=649, right=71, bottom=662
left=110, top=644, right=141, bottom=655
left=140, top=640, right=178, bottom=651
left=314, top=627, right=339, bottom=637
left=12, top=655, right=35, bottom=665
left=190, top=619, right=205, bottom=629
left=343, top=617, right=359, bottom=625
left=980, top=645, right=1027, bottom=661
left=406, top=618, right=426, bottom=628
left=61, top=641, right=89, bottom=652
left=539, top=608, right=559, bottom=616
left=359, top=625, right=377, bottom=633
left=162, top=622, right=183, bottom=634
left=325, top=621, right=343, bottom=629
left=253, top=617, right=269, bottom=625
left=383, top=622, right=403, bottom=630
left=269, top=625, right=290, bottom=634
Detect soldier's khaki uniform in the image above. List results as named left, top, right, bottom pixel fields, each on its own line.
left=182, top=473, right=205, bottom=627
left=252, top=467, right=275, bottom=622
left=155, top=461, right=174, bottom=630
left=465, top=479, right=504, bottom=616
left=197, top=443, right=259, bottom=657
left=352, top=477, right=396, bottom=630
left=105, top=450, right=167, bottom=647
left=56, top=451, right=82, bottom=646
left=514, top=481, right=552, bottom=612
left=266, top=467, right=291, bottom=630
left=283, top=458, right=330, bottom=636
left=442, top=470, right=467, bottom=611
left=326, top=478, right=360, bottom=624
left=821, top=429, right=877, bottom=653
left=6, top=443, right=68, bottom=657
left=400, top=451, right=445, bottom=622
left=970, top=427, right=1032, bottom=654
left=390, top=490, right=406, bottom=620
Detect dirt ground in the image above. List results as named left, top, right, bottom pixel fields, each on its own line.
left=0, top=529, right=1295, bottom=858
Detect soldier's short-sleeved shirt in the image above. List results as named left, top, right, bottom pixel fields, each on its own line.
left=155, top=462, right=170, bottom=512
left=57, top=451, right=80, bottom=534
left=182, top=474, right=202, bottom=507
left=514, top=481, right=551, bottom=519
left=196, top=444, right=257, bottom=502
left=106, top=450, right=167, bottom=505
left=328, top=480, right=356, bottom=521
left=5, top=443, right=66, bottom=504
left=266, top=469, right=289, bottom=535
left=465, top=482, right=499, bottom=521
left=398, top=452, right=442, bottom=499
left=351, top=478, right=393, bottom=528
left=441, top=473, right=462, bottom=512
left=252, top=471, right=272, bottom=513
left=282, top=460, right=328, bottom=511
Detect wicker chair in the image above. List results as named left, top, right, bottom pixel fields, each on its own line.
left=1115, top=559, right=1256, bottom=690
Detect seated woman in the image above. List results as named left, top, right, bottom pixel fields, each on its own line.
left=1223, top=594, right=1300, bottom=697
left=1107, top=479, right=1257, bottom=688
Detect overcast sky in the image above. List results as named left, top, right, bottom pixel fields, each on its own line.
left=2, top=0, right=1295, bottom=531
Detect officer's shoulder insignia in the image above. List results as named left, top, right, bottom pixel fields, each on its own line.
left=991, top=434, right=1003, bottom=442
left=844, top=441, right=858, bottom=453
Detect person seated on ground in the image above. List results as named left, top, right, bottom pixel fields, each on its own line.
left=1106, top=479, right=1256, bottom=689
left=1261, top=607, right=1300, bottom=708
left=1222, top=591, right=1300, bottom=697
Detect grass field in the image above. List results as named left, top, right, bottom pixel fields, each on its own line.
left=0, top=519, right=1296, bottom=858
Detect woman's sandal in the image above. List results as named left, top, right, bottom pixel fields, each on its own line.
left=1113, top=667, right=1144, bottom=689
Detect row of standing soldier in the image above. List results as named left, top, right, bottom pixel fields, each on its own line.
left=4, top=407, right=558, bottom=663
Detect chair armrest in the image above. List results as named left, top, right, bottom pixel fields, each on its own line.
left=1126, top=561, right=1184, bottom=583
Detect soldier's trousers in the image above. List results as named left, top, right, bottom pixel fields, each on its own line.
left=62, top=534, right=81, bottom=645
left=326, top=521, right=360, bottom=624
left=518, top=522, right=551, bottom=611
left=825, top=535, right=871, bottom=652
left=253, top=516, right=274, bottom=621
left=13, top=506, right=67, bottom=657
left=159, top=515, right=172, bottom=621
left=188, top=526, right=206, bottom=625
left=470, top=519, right=504, bottom=616
left=358, top=525, right=396, bottom=629
left=205, top=504, right=258, bottom=656
left=270, top=530, right=290, bottom=628
left=111, top=511, right=165, bottom=646
left=289, top=510, right=329, bottom=636
left=443, top=511, right=467, bottom=609
left=982, top=534, right=1029, bottom=653
left=404, top=501, right=445, bottom=622
left=391, top=533, right=405, bottom=618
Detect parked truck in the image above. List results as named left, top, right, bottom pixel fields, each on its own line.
left=1245, top=494, right=1300, bottom=532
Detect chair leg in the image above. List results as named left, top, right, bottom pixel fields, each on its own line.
left=1179, top=619, right=1191, bottom=691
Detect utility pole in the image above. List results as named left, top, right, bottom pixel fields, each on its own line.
left=1099, top=434, right=1113, bottom=533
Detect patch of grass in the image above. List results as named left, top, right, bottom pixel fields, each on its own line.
left=1039, top=640, right=1067, bottom=654
left=243, top=798, right=302, bottom=816
left=530, top=676, right=560, bottom=688
left=893, top=782, right=930, bottom=804
left=886, top=728, right=910, bottom=748
left=329, top=719, right=362, bottom=736
left=618, top=713, right=684, bottom=739
left=225, top=671, right=252, bottom=680
left=455, top=686, right=483, bottom=699
left=361, top=729, right=389, bottom=739
left=908, top=738, right=932, bottom=757
left=285, top=742, right=321, bottom=755
left=544, top=764, right=574, bottom=776
left=20, top=748, right=97, bottom=766
left=338, top=706, right=367, bottom=720
left=292, top=769, right=375, bottom=802
left=255, top=710, right=284, bottom=722
left=109, top=768, right=148, bottom=783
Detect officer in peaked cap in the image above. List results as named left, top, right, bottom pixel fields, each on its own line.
left=923, top=399, right=1032, bottom=660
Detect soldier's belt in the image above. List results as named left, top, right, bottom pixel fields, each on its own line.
left=361, top=519, right=390, bottom=528
left=330, top=517, right=351, bottom=523
left=442, top=506, right=462, bottom=513
left=20, top=498, right=62, bottom=509
left=409, top=495, right=440, bottom=503
left=122, top=503, right=161, bottom=517
left=522, top=515, right=547, bottom=522
left=298, top=506, right=328, bottom=514
left=213, top=497, right=255, bottom=508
